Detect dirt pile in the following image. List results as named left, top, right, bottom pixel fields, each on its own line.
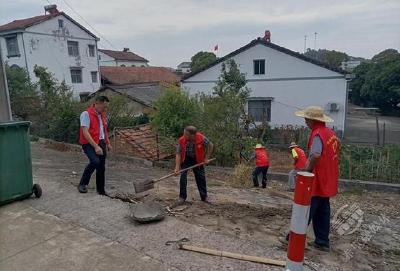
left=231, top=164, right=253, bottom=188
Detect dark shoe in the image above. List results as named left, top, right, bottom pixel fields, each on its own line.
left=262, top=183, right=267, bottom=188
left=78, top=185, right=87, bottom=193
left=313, top=242, right=330, bottom=252
left=201, top=197, right=211, bottom=204
left=253, top=184, right=259, bottom=188
left=97, top=191, right=109, bottom=196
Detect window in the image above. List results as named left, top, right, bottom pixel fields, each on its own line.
left=5, top=36, right=20, bottom=57
left=88, top=45, right=95, bottom=57
left=120, top=64, right=126, bottom=67
left=91, top=71, right=97, bottom=83
left=248, top=99, right=271, bottom=122
left=70, top=68, right=82, bottom=83
left=67, top=41, right=79, bottom=57
left=253, top=59, right=265, bottom=75
left=131, top=65, right=136, bottom=67
left=58, top=19, right=64, bottom=28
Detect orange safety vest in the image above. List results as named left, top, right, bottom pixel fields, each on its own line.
left=307, top=122, right=340, bottom=197
left=255, top=148, right=269, bottom=167
left=79, top=106, right=109, bottom=145
left=292, top=147, right=307, bottom=170
left=178, top=132, right=205, bottom=163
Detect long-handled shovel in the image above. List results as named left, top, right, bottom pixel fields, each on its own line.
left=134, top=158, right=216, bottom=193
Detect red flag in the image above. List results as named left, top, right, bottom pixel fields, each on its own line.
left=214, top=44, right=218, bottom=51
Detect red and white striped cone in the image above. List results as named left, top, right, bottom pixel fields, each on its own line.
left=285, top=171, right=314, bottom=271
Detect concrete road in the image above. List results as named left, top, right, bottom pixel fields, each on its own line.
left=0, top=143, right=290, bottom=271
left=0, top=202, right=169, bottom=271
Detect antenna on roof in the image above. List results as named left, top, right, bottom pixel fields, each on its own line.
left=314, top=32, right=317, bottom=51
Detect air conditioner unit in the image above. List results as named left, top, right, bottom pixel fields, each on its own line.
left=329, top=103, right=340, bottom=112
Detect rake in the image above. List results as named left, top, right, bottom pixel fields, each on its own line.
left=134, top=158, right=216, bottom=193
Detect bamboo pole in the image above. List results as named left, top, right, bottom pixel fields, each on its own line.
left=179, top=244, right=286, bottom=267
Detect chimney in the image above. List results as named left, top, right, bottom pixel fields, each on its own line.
left=123, top=48, right=130, bottom=52
left=44, top=4, right=59, bottom=15
left=264, top=30, right=271, bottom=43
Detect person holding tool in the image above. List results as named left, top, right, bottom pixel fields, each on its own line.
left=78, top=96, right=112, bottom=195
left=175, top=126, right=214, bottom=204
left=287, top=142, right=307, bottom=191
left=250, top=144, right=270, bottom=188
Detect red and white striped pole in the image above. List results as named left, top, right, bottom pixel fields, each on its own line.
left=286, top=171, right=314, bottom=271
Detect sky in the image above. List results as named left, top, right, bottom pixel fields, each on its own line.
left=1, top=0, right=399, bottom=68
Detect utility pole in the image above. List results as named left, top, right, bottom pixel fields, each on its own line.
left=304, top=35, right=307, bottom=53
left=0, top=44, right=12, bottom=122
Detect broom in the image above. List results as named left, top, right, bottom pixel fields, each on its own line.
left=134, top=158, right=216, bottom=193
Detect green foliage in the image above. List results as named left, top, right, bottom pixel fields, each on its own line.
left=340, top=144, right=400, bottom=183
left=5, top=65, right=40, bottom=119
left=351, top=49, right=400, bottom=115
left=33, top=65, right=83, bottom=142
left=304, top=49, right=351, bottom=69
left=199, top=59, right=251, bottom=166
left=151, top=85, right=201, bottom=138
left=190, top=51, right=217, bottom=73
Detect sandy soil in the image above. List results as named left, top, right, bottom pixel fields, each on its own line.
left=38, top=141, right=400, bottom=271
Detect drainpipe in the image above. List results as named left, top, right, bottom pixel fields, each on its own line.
left=21, top=32, right=30, bottom=79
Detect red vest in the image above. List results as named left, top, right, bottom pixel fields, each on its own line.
left=79, top=106, right=109, bottom=145
left=307, top=122, right=340, bottom=197
left=255, top=148, right=269, bottom=167
left=293, top=147, right=307, bottom=170
left=178, top=132, right=205, bottom=163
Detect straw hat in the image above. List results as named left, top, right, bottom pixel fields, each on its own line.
left=295, top=106, right=333, bottom=123
left=255, top=144, right=264, bottom=149
left=289, top=142, right=298, bottom=149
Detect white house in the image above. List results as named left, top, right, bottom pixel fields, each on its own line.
left=0, top=5, right=100, bottom=97
left=98, top=48, right=149, bottom=67
left=182, top=35, right=349, bottom=136
left=340, top=59, right=361, bottom=72
left=176, top=61, right=191, bottom=74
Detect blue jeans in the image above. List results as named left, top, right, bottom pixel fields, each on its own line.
left=309, top=196, right=331, bottom=247
left=79, top=140, right=107, bottom=194
left=179, top=157, right=207, bottom=201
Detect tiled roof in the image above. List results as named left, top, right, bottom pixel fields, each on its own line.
left=114, top=124, right=171, bottom=161
left=0, top=14, right=58, bottom=32
left=0, top=12, right=98, bottom=39
left=100, top=66, right=181, bottom=85
left=182, top=38, right=346, bottom=80
left=89, top=82, right=164, bottom=108
left=98, top=49, right=148, bottom=62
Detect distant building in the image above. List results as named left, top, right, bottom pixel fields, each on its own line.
left=340, top=60, right=361, bottom=72
left=0, top=5, right=100, bottom=97
left=98, top=48, right=149, bottom=67
left=100, top=66, right=180, bottom=85
left=86, top=82, right=165, bottom=115
left=176, top=61, right=191, bottom=74
left=182, top=32, right=349, bottom=135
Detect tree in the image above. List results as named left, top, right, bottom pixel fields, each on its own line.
left=304, top=49, right=350, bottom=69
left=151, top=85, right=201, bottom=138
left=350, top=49, right=400, bottom=115
left=5, top=66, right=40, bottom=120
left=33, top=65, right=83, bottom=142
left=200, top=59, right=251, bottom=166
left=190, top=51, right=217, bottom=73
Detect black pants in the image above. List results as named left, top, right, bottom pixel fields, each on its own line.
left=252, top=166, right=269, bottom=187
left=179, top=157, right=207, bottom=201
left=308, top=196, right=331, bottom=247
left=79, top=140, right=107, bottom=194
left=286, top=196, right=331, bottom=248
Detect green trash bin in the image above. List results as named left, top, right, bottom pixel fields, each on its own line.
left=0, top=121, right=41, bottom=205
